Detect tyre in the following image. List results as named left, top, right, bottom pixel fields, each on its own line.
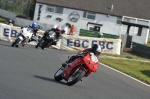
left=35, top=42, right=40, bottom=48
left=21, top=39, right=27, bottom=47
left=11, top=38, right=21, bottom=47
left=40, top=42, right=47, bottom=50
left=54, top=67, right=64, bottom=81
left=67, top=69, right=86, bottom=86
left=35, top=39, right=43, bottom=48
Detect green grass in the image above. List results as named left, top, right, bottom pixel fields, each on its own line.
left=100, top=58, right=150, bottom=84
left=0, top=16, right=8, bottom=23
left=101, top=53, right=150, bottom=61
left=146, top=38, right=150, bottom=46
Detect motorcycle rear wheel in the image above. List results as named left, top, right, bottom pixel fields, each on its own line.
left=67, top=69, right=85, bottom=86
left=54, top=67, right=64, bottom=81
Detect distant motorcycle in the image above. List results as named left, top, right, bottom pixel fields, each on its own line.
left=54, top=52, right=99, bottom=86
left=35, top=31, right=57, bottom=49
left=11, top=27, right=33, bottom=47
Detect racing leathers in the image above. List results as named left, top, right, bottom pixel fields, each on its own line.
left=62, top=48, right=100, bottom=67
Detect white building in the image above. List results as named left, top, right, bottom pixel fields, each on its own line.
left=33, top=0, right=150, bottom=38
left=33, top=2, right=122, bottom=36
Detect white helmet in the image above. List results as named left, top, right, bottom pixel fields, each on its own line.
left=56, top=26, right=61, bottom=31
left=91, top=44, right=102, bottom=56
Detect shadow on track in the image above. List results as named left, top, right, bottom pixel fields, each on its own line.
left=33, top=75, right=67, bottom=86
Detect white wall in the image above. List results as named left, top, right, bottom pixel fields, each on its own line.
left=14, top=18, right=33, bottom=27
left=0, top=9, right=16, bottom=20
left=33, top=3, right=121, bottom=36
left=14, top=17, right=55, bottom=30
left=120, top=16, right=150, bottom=36
left=132, top=28, right=149, bottom=44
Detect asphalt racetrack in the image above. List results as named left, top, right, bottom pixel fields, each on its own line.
left=0, top=41, right=150, bottom=99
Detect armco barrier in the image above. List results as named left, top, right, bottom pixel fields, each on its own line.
left=132, top=42, right=150, bottom=59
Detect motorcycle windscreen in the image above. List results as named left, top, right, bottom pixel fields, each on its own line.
left=49, top=32, right=56, bottom=39
left=83, top=53, right=98, bottom=72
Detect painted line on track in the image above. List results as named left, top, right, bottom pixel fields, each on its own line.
left=99, top=62, right=150, bottom=88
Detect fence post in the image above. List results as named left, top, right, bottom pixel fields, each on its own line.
left=0, top=0, right=1, bottom=8
left=5, top=0, right=8, bottom=10
left=12, top=0, right=15, bottom=11
left=26, top=0, right=31, bottom=18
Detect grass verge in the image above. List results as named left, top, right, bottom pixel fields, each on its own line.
left=146, top=38, right=150, bottom=46
left=100, top=57, right=150, bottom=85
left=101, top=53, right=150, bottom=61
left=0, top=16, right=8, bottom=23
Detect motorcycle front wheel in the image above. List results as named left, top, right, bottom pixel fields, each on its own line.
left=67, top=69, right=85, bottom=86
left=40, top=41, right=51, bottom=49
left=54, top=67, right=64, bottom=81
left=11, top=38, right=21, bottom=47
left=35, top=38, right=44, bottom=48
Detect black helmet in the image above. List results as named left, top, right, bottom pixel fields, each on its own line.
left=91, top=44, right=102, bottom=56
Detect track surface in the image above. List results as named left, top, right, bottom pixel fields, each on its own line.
left=0, top=41, right=150, bottom=99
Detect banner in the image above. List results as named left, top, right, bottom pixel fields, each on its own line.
left=0, top=23, right=12, bottom=41
left=9, top=26, right=21, bottom=42
left=0, top=23, right=42, bottom=45
left=60, top=35, right=121, bottom=55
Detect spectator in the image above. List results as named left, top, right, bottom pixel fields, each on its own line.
left=98, top=32, right=104, bottom=38
left=68, top=25, right=75, bottom=35
left=5, top=20, right=13, bottom=26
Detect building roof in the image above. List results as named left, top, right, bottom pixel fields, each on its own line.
left=36, top=0, right=150, bottom=20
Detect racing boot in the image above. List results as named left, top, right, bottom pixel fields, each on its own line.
left=62, top=63, right=67, bottom=67
left=62, top=56, right=72, bottom=67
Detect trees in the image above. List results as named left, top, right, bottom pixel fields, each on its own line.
left=0, top=0, right=36, bottom=19
left=29, top=0, right=36, bottom=20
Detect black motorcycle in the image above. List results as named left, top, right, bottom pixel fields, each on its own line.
left=35, top=31, right=57, bottom=49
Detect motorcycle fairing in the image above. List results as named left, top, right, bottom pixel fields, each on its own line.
left=61, top=58, right=84, bottom=80
left=83, top=53, right=98, bottom=72
left=21, top=28, right=33, bottom=39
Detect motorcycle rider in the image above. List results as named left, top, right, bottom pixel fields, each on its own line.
left=62, top=44, right=102, bottom=67
left=20, top=22, right=39, bottom=43
left=28, top=23, right=40, bottom=43
left=41, top=26, right=62, bottom=49
left=15, top=22, right=39, bottom=47
left=5, top=19, right=13, bottom=26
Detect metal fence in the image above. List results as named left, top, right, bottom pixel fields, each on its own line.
left=0, top=0, right=31, bottom=17
left=132, top=42, right=150, bottom=59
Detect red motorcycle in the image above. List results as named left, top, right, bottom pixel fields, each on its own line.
left=54, top=52, right=99, bottom=86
